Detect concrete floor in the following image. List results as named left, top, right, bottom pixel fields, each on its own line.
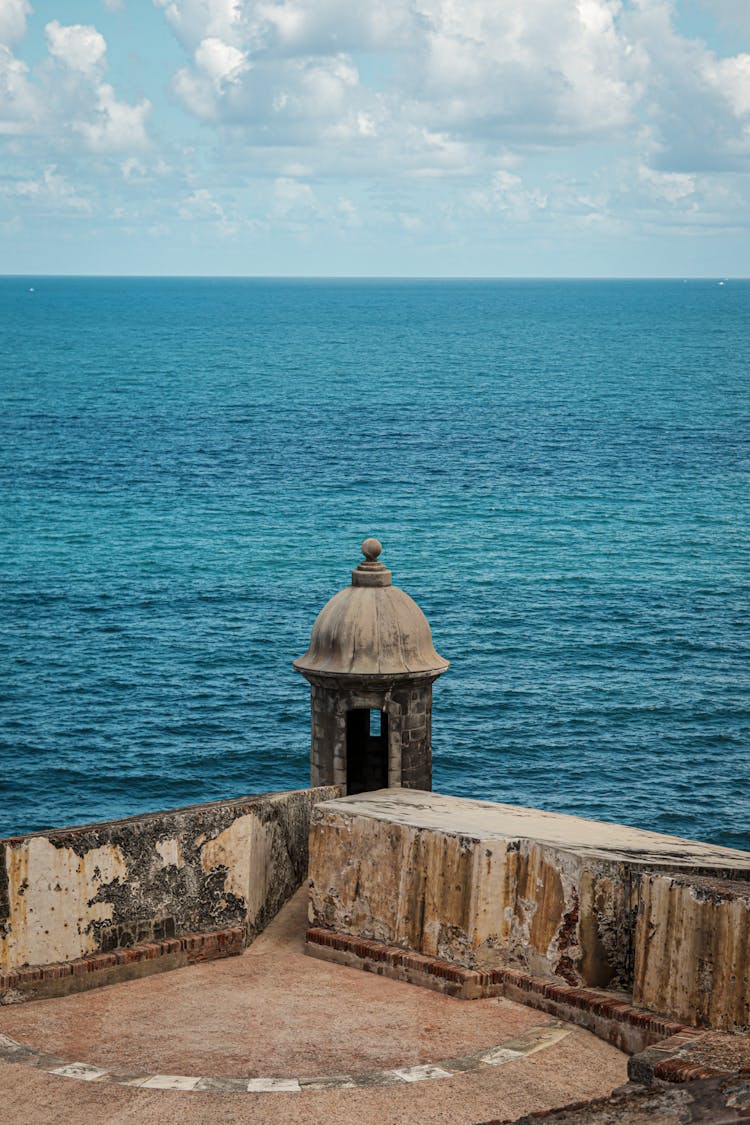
left=0, top=887, right=628, bottom=1124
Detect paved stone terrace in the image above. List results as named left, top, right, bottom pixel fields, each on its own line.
left=0, top=887, right=627, bottom=1124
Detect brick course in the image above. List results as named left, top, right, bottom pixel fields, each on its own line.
left=0, top=927, right=244, bottom=1002
left=305, top=926, right=694, bottom=1055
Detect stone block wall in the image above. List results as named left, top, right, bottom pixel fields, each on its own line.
left=393, top=682, right=432, bottom=791
left=310, top=680, right=341, bottom=787
left=633, top=873, right=750, bottom=1030
left=308, top=790, right=750, bottom=1013
left=309, top=797, right=635, bottom=990
left=307, top=677, right=432, bottom=792
left=0, top=786, right=338, bottom=973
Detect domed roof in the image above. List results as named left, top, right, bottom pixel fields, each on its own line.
left=293, top=538, right=449, bottom=680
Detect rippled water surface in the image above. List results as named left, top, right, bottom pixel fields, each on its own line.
left=1, top=277, right=748, bottom=847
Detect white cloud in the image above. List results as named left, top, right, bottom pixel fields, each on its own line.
left=0, top=0, right=31, bottom=48
left=410, top=0, right=637, bottom=143
left=155, top=0, right=419, bottom=55
left=337, top=197, right=360, bottom=226
left=154, top=0, right=243, bottom=49
left=639, top=164, right=696, bottom=202
left=4, top=0, right=750, bottom=268
left=45, top=20, right=108, bottom=76
left=195, top=36, right=248, bottom=83
left=77, top=84, right=151, bottom=152
left=0, top=15, right=154, bottom=156
left=271, top=176, right=319, bottom=217
left=157, top=0, right=643, bottom=179
left=0, top=44, right=38, bottom=135
left=11, top=165, right=92, bottom=213
left=276, top=55, right=359, bottom=121
left=250, top=0, right=419, bottom=54
left=356, top=112, right=376, bottom=138
left=468, top=169, right=549, bottom=218
left=172, top=46, right=366, bottom=145
left=150, top=0, right=750, bottom=187
left=178, top=186, right=225, bottom=218
left=712, top=53, right=750, bottom=118
left=177, top=186, right=236, bottom=226
left=121, top=157, right=147, bottom=178
left=176, top=186, right=244, bottom=236
left=623, top=0, right=750, bottom=171
left=170, top=35, right=249, bottom=122
left=172, top=66, right=218, bottom=120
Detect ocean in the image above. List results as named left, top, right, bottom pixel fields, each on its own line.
left=1, top=277, right=748, bottom=849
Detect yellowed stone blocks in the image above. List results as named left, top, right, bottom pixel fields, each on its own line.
left=308, top=789, right=750, bottom=1003
left=633, top=873, right=750, bottom=1030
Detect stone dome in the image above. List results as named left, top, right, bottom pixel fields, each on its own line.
left=293, top=539, right=449, bottom=680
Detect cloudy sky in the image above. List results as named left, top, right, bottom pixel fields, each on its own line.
left=2, top=0, right=750, bottom=275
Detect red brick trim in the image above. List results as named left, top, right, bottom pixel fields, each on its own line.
left=306, top=926, right=474, bottom=985
left=653, top=1057, right=726, bottom=1082
left=305, top=926, right=694, bottom=1057
left=626, top=1028, right=743, bottom=1085
left=306, top=927, right=750, bottom=1085
left=0, top=927, right=244, bottom=998
left=487, top=964, right=688, bottom=1042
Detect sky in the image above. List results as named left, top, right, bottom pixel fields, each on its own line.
left=1, top=0, right=750, bottom=276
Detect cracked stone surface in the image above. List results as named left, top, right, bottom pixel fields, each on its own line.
left=309, top=789, right=750, bottom=992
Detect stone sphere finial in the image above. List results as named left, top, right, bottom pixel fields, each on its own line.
left=361, top=537, right=382, bottom=561
left=351, top=537, right=390, bottom=587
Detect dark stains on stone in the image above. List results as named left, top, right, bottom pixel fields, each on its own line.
left=579, top=905, right=615, bottom=991
left=80, top=793, right=289, bottom=943
left=555, top=890, right=580, bottom=986
left=92, top=915, right=178, bottom=952
left=417, top=891, right=426, bottom=946
left=671, top=873, right=750, bottom=905
left=0, top=852, right=9, bottom=938
left=0, top=787, right=339, bottom=968
left=578, top=864, right=636, bottom=992
left=495, top=1072, right=750, bottom=1124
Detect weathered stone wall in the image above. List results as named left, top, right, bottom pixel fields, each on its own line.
left=310, top=680, right=340, bottom=787
left=0, top=786, right=338, bottom=972
left=393, top=682, right=432, bottom=791
left=633, top=873, right=750, bottom=1030
left=308, top=790, right=750, bottom=1002
left=307, top=677, right=432, bottom=792
left=310, top=799, right=635, bottom=989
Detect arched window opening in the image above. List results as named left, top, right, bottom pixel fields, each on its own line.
left=346, top=708, right=389, bottom=795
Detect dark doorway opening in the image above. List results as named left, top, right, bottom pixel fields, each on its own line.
left=346, top=708, right=389, bottom=795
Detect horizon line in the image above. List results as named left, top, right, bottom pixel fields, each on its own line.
left=2, top=273, right=747, bottom=282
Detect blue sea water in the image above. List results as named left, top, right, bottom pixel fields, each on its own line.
left=0, top=277, right=748, bottom=849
